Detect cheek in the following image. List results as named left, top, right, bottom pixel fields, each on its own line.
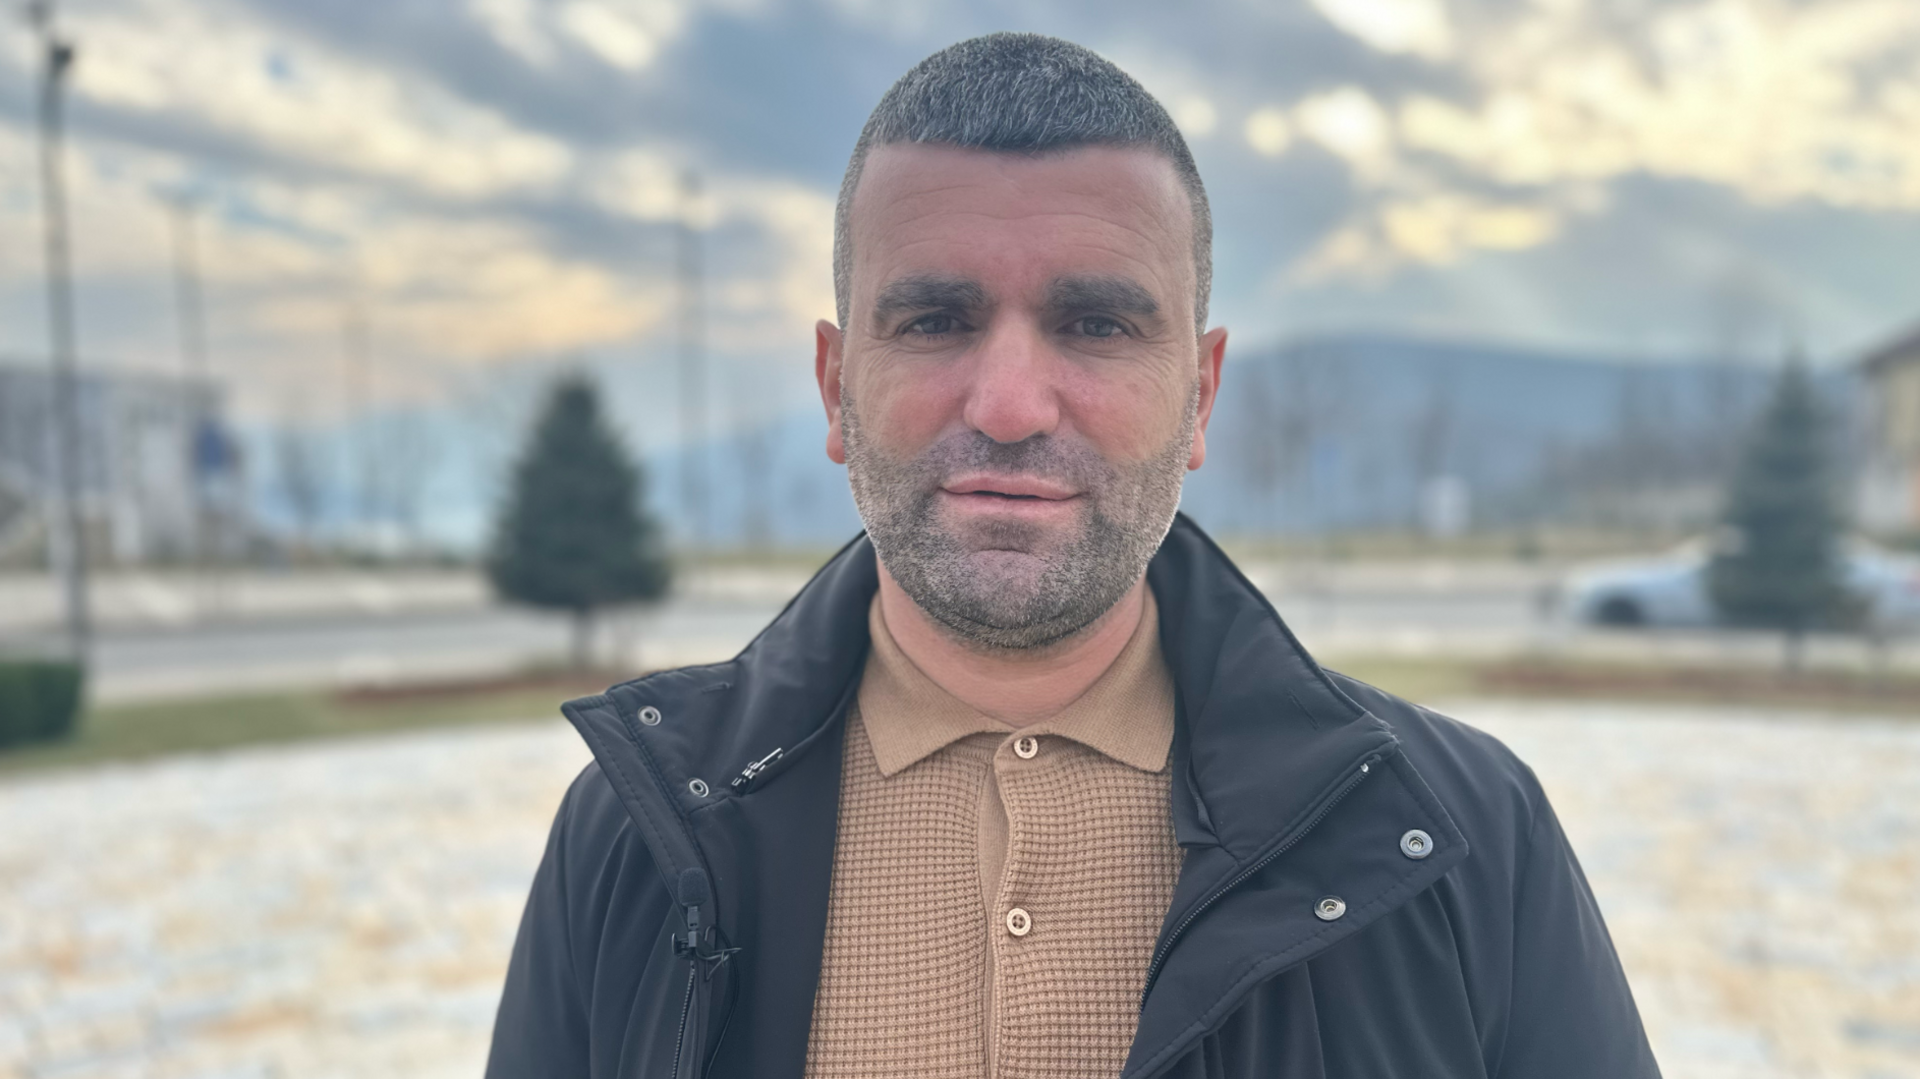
left=852, top=356, right=971, bottom=451
left=1058, top=359, right=1191, bottom=461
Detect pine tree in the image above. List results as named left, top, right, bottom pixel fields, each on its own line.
left=1705, top=357, right=1850, bottom=663
left=487, top=373, right=671, bottom=668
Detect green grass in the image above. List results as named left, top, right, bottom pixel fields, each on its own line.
left=0, top=679, right=601, bottom=777
left=1326, top=652, right=1920, bottom=719
left=1321, top=653, right=1483, bottom=703
left=1215, top=526, right=1692, bottom=564
left=5, top=652, right=1915, bottom=778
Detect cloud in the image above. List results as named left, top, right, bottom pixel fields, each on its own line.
left=1402, top=0, right=1920, bottom=211
left=64, top=0, right=573, bottom=201
left=1307, top=0, right=1453, bottom=59
left=1243, top=107, right=1295, bottom=158
left=556, top=1, right=680, bottom=71
left=467, top=0, right=560, bottom=68
left=0, top=0, right=845, bottom=419
left=1261, top=0, right=1920, bottom=293
left=1171, top=95, right=1219, bottom=139
left=3, top=0, right=1917, bottom=435
left=1294, top=87, right=1394, bottom=176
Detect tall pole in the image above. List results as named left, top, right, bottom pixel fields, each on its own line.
left=676, top=171, right=706, bottom=547
left=166, top=197, right=209, bottom=384
left=166, top=196, right=212, bottom=576
left=341, top=299, right=374, bottom=540
left=29, top=0, right=89, bottom=662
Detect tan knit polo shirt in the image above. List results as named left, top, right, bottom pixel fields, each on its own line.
left=802, top=587, right=1181, bottom=1079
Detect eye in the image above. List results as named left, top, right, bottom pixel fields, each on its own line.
left=1073, top=316, right=1126, bottom=339
left=906, top=314, right=959, bottom=336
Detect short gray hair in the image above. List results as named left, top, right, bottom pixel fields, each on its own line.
left=833, top=33, right=1213, bottom=334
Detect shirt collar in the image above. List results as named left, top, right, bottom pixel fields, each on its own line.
left=857, top=585, right=1175, bottom=777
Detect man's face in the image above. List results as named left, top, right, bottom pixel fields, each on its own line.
left=816, top=143, right=1226, bottom=650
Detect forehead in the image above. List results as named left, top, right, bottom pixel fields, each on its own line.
left=848, top=143, right=1193, bottom=304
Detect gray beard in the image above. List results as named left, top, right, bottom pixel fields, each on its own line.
left=841, top=386, right=1196, bottom=652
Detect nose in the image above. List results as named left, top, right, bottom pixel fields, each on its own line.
left=961, top=320, right=1060, bottom=444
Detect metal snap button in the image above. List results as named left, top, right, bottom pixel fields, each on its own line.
left=1014, top=736, right=1039, bottom=760
left=1400, top=829, right=1434, bottom=859
left=638, top=706, right=662, bottom=727
left=1314, top=896, right=1347, bottom=921
left=688, top=778, right=709, bottom=797
left=1005, top=907, right=1032, bottom=936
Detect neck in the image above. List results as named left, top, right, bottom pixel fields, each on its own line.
left=875, top=566, right=1146, bottom=727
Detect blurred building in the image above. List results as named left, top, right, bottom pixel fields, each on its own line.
left=0, top=358, right=242, bottom=566
left=1860, top=326, right=1920, bottom=535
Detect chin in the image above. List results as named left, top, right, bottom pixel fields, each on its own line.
left=941, top=505, right=1078, bottom=554
left=965, top=547, right=1049, bottom=583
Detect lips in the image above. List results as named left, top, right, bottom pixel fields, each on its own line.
left=941, top=473, right=1079, bottom=500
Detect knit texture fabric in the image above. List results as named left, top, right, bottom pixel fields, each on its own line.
left=803, top=591, right=1181, bottom=1079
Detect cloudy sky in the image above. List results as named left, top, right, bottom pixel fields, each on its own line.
left=1, top=0, right=1917, bottom=437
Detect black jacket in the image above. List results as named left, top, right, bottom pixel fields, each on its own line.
left=486, top=515, right=1661, bottom=1078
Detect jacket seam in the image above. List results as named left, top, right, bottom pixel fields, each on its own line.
left=556, top=777, right=587, bottom=1010
left=621, top=717, right=703, bottom=865
left=574, top=711, right=688, bottom=882
left=1179, top=519, right=1373, bottom=719
left=1490, top=774, right=1549, bottom=1079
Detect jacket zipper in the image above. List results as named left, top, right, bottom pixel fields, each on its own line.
left=669, top=961, right=698, bottom=1079
left=668, top=868, right=716, bottom=1079
left=1139, top=751, right=1383, bottom=1006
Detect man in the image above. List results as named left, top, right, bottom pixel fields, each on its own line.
left=486, top=33, right=1660, bottom=1079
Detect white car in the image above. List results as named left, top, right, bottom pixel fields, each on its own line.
left=1563, top=538, right=1920, bottom=631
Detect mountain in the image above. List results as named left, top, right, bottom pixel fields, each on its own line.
left=232, top=333, right=1864, bottom=553
left=653, top=334, right=1858, bottom=545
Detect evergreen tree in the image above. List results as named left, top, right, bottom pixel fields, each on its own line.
left=487, top=373, right=671, bottom=668
left=1706, top=357, right=1850, bottom=662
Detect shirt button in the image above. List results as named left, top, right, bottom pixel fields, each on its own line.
left=1314, top=896, right=1347, bottom=921
left=1013, top=735, right=1039, bottom=759
left=1005, top=907, right=1032, bottom=936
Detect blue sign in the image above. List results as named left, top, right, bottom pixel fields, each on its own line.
left=192, top=418, right=235, bottom=479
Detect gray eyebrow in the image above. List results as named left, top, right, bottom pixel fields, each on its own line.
left=870, top=274, right=991, bottom=327
left=1044, top=274, right=1161, bottom=320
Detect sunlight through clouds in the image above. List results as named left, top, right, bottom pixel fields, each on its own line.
left=469, top=0, right=691, bottom=70
left=1294, top=87, right=1393, bottom=176
left=0, top=0, right=1915, bottom=421
left=68, top=0, right=573, bottom=201
left=1307, top=0, right=1453, bottom=59
left=1284, top=0, right=1920, bottom=283
left=1172, top=96, right=1219, bottom=139
left=558, top=1, right=677, bottom=71
left=1398, top=0, right=1920, bottom=211
left=1243, top=107, right=1294, bottom=158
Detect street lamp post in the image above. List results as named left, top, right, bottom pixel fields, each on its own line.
left=166, top=197, right=210, bottom=385
left=676, top=171, right=706, bottom=548
left=28, top=0, right=90, bottom=663
left=166, top=194, right=218, bottom=609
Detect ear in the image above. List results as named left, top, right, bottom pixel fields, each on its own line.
left=1188, top=326, right=1228, bottom=471
left=816, top=319, right=847, bottom=465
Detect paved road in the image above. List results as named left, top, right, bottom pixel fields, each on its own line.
left=2, top=700, right=1915, bottom=1078
left=2, top=563, right=1564, bottom=701
left=47, top=603, right=787, bottom=702
left=4, top=565, right=1913, bottom=702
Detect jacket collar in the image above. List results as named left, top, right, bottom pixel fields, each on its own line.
left=569, top=512, right=1400, bottom=847
left=1146, top=515, right=1399, bottom=860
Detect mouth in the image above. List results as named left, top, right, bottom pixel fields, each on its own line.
left=940, top=474, right=1080, bottom=501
